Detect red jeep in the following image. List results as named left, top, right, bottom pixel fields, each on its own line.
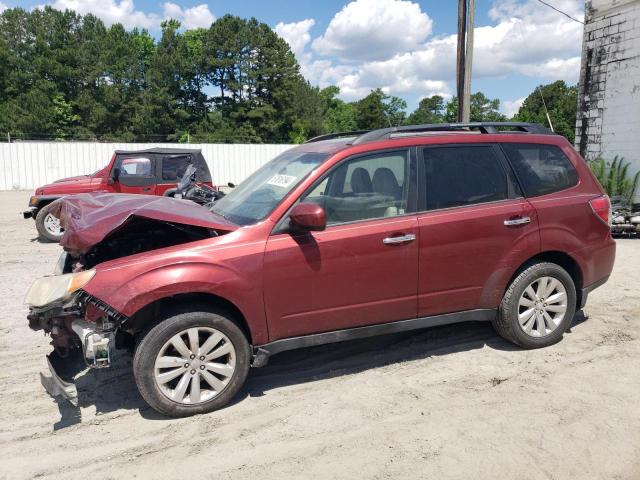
left=23, top=148, right=213, bottom=241
left=25, top=123, right=616, bottom=417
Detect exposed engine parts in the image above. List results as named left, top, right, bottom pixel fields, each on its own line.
left=67, top=217, right=217, bottom=270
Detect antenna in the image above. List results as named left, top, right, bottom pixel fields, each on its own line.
left=537, top=86, right=554, bottom=132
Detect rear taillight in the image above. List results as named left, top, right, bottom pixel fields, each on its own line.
left=589, top=195, right=612, bottom=225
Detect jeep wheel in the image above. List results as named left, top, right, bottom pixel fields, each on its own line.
left=35, top=203, right=63, bottom=242
left=133, top=307, right=250, bottom=417
left=493, top=262, right=577, bottom=349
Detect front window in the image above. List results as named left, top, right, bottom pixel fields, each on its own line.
left=301, top=150, right=410, bottom=225
left=121, top=157, right=152, bottom=176
left=210, top=150, right=328, bottom=225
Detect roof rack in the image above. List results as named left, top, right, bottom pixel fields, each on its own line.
left=305, top=131, right=370, bottom=143
left=351, top=122, right=553, bottom=145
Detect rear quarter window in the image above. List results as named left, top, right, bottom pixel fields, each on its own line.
left=502, top=143, right=578, bottom=197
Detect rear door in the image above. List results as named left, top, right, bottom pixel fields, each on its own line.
left=157, top=153, right=194, bottom=195
left=416, top=144, right=540, bottom=317
left=263, top=148, right=419, bottom=340
left=112, top=153, right=157, bottom=195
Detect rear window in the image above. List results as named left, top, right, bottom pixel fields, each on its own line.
left=422, top=145, right=508, bottom=210
left=162, top=155, right=192, bottom=181
left=501, top=144, right=578, bottom=197
left=161, top=153, right=211, bottom=183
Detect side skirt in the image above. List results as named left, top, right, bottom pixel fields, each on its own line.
left=251, top=309, right=496, bottom=367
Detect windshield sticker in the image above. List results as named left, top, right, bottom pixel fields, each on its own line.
left=266, top=174, right=297, bottom=188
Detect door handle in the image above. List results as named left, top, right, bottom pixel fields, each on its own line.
left=504, top=216, right=531, bottom=226
left=143, top=187, right=152, bottom=192
left=383, top=234, right=416, bottom=245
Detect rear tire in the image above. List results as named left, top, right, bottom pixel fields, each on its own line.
left=133, top=307, right=250, bottom=417
left=35, top=203, right=63, bottom=242
left=493, top=262, right=577, bottom=349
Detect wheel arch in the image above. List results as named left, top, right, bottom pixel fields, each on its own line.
left=505, top=251, right=584, bottom=305
left=124, top=292, right=254, bottom=344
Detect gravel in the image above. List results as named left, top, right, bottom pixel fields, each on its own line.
left=1, top=190, right=639, bottom=480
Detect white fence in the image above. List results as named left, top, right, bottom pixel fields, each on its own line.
left=0, top=142, right=294, bottom=190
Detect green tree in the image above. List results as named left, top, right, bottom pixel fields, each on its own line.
left=405, top=95, right=445, bottom=124
left=514, top=80, right=577, bottom=142
left=445, top=92, right=507, bottom=123
left=321, top=86, right=358, bottom=133
left=354, top=88, right=407, bottom=130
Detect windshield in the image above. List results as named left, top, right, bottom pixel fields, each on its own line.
left=210, top=150, right=328, bottom=225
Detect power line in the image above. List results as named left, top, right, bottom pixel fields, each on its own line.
left=535, top=0, right=584, bottom=24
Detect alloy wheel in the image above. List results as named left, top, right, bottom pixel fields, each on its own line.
left=44, top=213, right=62, bottom=236
left=517, top=276, right=567, bottom=338
left=154, top=327, right=236, bottom=405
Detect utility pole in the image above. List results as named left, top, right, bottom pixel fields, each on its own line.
left=456, top=0, right=467, bottom=122
left=462, top=0, right=475, bottom=122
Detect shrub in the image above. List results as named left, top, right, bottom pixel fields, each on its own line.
left=588, top=156, right=640, bottom=204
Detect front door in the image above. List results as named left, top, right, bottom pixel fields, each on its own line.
left=416, top=144, right=540, bottom=317
left=112, top=154, right=157, bottom=195
left=263, top=149, right=419, bottom=341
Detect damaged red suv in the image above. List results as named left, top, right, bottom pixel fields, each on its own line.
left=25, top=123, right=615, bottom=417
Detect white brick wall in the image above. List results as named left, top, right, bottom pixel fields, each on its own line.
left=575, top=0, right=640, bottom=201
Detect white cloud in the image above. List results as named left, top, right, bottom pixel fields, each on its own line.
left=312, top=0, right=433, bottom=61
left=299, top=0, right=584, bottom=104
left=163, top=2, right=215, bottom=29
left=47, top=0, right=159, bottom=29
left=502, top=97, right=526, bottom=117
left=0, top=2, right=7, bottom=14
left=42, top=0, right=215, bottom=30
left=275, top=19, right=315, bottom=58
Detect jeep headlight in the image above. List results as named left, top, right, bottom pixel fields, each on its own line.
left=24, top=269, right=96, bottom=307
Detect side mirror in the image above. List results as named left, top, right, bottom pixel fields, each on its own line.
left=227, top=182, right=236, bottom=188
left=290, top=203, right=326, bottom=232
left=109, top=167, right=120, bottom=184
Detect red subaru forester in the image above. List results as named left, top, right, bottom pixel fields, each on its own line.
left=25, top=123, right=616, bottom=417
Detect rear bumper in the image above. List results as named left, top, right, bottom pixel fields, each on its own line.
left=579, top=275, right=610, bottom=310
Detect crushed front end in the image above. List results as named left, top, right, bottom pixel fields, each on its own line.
left=25, top=256, right=126, bottom=405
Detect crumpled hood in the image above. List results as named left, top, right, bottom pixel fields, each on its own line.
left=49, top=193, right=237, bottom=255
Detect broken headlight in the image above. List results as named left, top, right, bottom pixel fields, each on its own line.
left=24, top=269, right=96, bottom=308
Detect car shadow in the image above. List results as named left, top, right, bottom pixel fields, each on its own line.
left=29, top=236, right=57, bottom=244
left=50, top=310, right=589, bottom=427
left=246, top=310, right=589, bottom=397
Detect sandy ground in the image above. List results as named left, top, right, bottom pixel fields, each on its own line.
left=0, top=190, right=639, bottom=480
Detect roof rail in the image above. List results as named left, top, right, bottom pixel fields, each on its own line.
left=305, top=131, right=370, bottom=143
left=351, top=122, right=553, bottom=144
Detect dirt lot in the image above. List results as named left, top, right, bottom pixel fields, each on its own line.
left=1, top=190, right=639, bottom=480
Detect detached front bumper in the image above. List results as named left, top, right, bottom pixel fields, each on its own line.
left=41, top=350, right=84, bottom=406
left=28, top=290, right=122, bottom=405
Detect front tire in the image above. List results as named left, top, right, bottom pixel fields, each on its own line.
left=493, top=262, right=577, bottom=349
left=133, top=307, right=250, bottom=417
left=35, top=203, right=63, bottom=242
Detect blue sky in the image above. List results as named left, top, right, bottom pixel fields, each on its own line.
left=2, top=0, right=585, bottom=115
